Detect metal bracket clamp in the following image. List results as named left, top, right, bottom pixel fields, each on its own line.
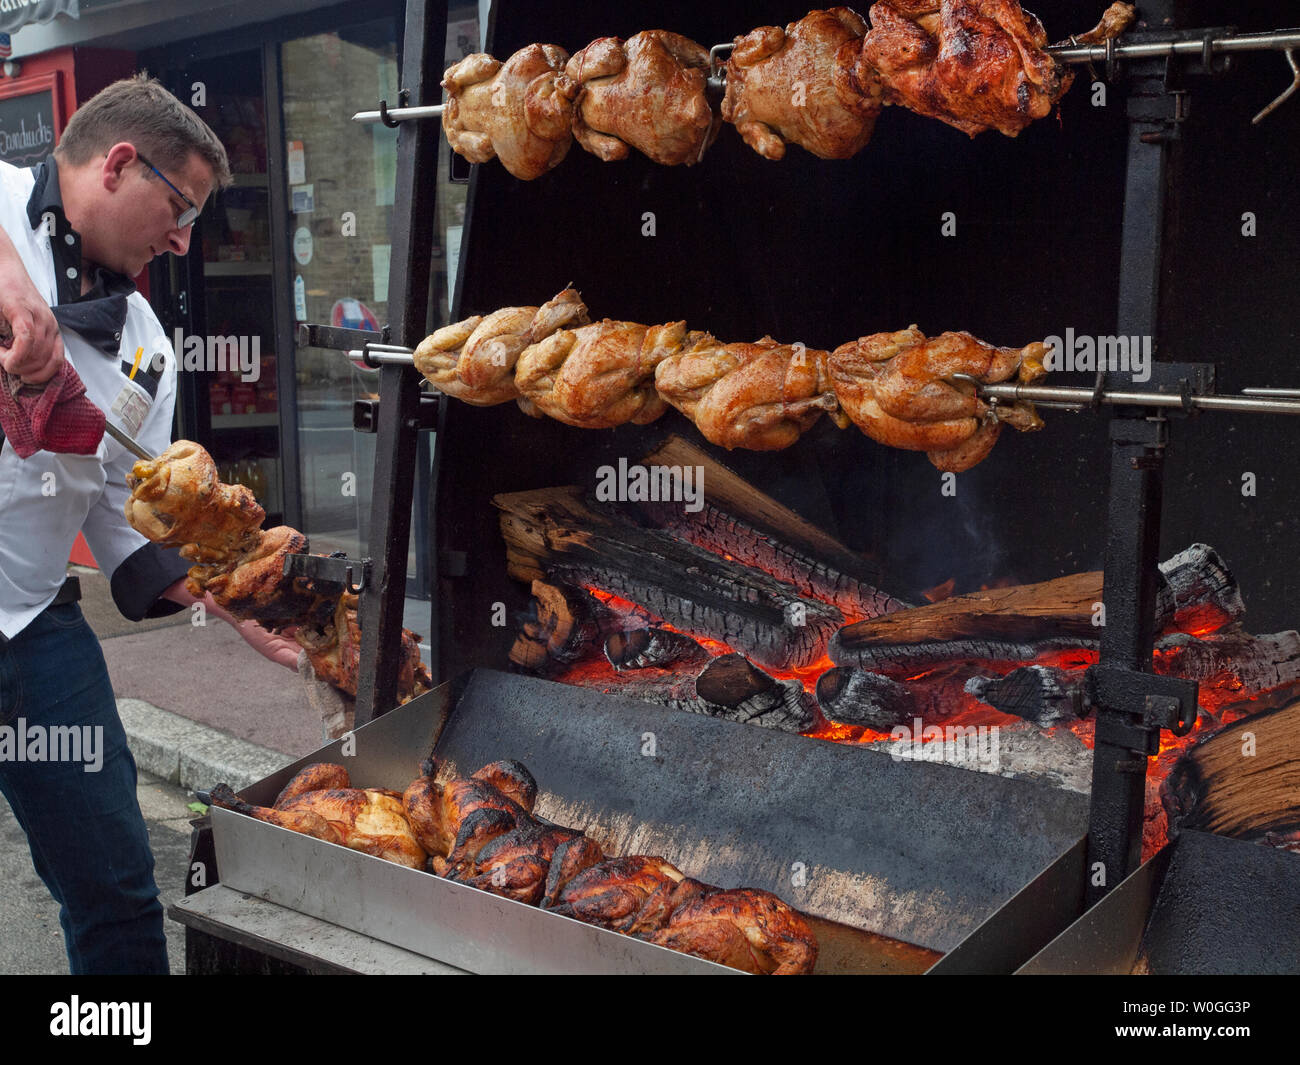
left=1086, top=665, right=1198, bottom=756
left=281, top=553, right=373, bottom=595
left=354, top=391, right=440, bottom=434
left=297, top=322, right=392, bottom=352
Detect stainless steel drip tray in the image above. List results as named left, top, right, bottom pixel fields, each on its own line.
left=208, top=668, right=1089, bottom=974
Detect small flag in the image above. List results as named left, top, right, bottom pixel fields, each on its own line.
left=0, top=34, right=12, bottom=61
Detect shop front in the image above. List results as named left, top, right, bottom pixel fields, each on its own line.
left=11, top=0, right=480, bottom=594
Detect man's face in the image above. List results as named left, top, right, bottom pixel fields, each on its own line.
left=108, top=150, right=215, bottom=277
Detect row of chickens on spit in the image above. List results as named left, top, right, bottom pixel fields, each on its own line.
left=442, top=1, right=1134, bottom=180
left=212, top=757, right=818, bottom=974
left=416, top=286, right=1048, bottom=471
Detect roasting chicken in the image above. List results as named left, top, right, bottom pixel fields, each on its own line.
left=723, top=8, right=884, bottom=161
left=643, top=887, right=819, bottom=974
left=125, top=441, right=263, bottom=562
left=515, top=318, right=702, bottom=428
left=656, top=336, right=848, bottom=450
left=539, top=835, right=608, bottom=908
left=200, top=525, right=336, bottom=632
left=853, top=0, right=1131, bottom=137
left=415, top=289, right=1050, bottom=471
left=442, top=45, right=574, bottom=181
left=209, top=779, right=428, bottom=869
left=298, top=593, right=430, bottom=707
left=830, top=326, right=1046, bottom=470
left=273, top=762, right=353, bottom=807
left=558, top=31, right=720, bottom=166
left=402, top=759, right=535, bottom=868
left=542, top=855, right=699, bottom=935
left=413, top=289, right=590, bottom=407
left=443, top=818, right=588, bottom=904
left=274, top=787, right=427, bottom=868
left=125, top=441, right=432, bottom=703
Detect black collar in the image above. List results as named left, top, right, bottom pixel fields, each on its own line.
left=25, top=155, right=137, bottom=363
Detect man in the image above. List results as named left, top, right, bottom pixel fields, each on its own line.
left=0, top=75, right=296, bottom=974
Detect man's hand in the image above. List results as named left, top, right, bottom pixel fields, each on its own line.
left=0, top=226, right=63, bottom=385
left=161, top=579, right=301, bottom=669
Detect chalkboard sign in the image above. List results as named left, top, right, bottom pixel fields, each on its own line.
left=0, top=87, right=56, bottom=167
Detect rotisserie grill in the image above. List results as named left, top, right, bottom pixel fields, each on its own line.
left=180, top=0, right=1300, bottom=977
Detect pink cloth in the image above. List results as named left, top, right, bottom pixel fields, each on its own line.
left=0, top=359, right=105, bottom=458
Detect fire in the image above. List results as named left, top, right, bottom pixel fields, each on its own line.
left=566, top=570, right=1276, bottom=862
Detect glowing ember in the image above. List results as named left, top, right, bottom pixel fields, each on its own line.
left=562, top=570, right=1281, bottom=862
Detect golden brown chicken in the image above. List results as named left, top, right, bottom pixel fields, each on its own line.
left=209, top=782, right=426, bottom=868
left=851, top=0, right=1130, bottom=137
left=199, top=525, right=337, bottom=632
left=272, top=787, right=427, bottom=868
left=272, top=762, right=352, bottom=807
left=416, top=289, right=1049, bottom=471
left=515, top=319, right=699, bottom=428
left=299, top=593, right=431, bottom=704
left=542, top=855, right=695, bottom=934
left=442, top=45, right=574, bottom=181
left=830, top=326, right=1046, bottom=470
left=558, top=31, right=720, bottom=166
left=125, top=444, right=434, bottom=703
left=723, top=7, right=884, bottom=161
left=125, top=441, right=263, bottom=563
left=655, top=336, right=848, bottom=450
left=413, top=289, right=590, bottom=407
left=644, top=887, right=819, bottom=974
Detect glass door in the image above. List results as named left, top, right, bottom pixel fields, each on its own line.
left=279, top=19, right=400, bottom=561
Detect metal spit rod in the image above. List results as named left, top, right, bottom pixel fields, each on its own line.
left=359, top=342, right=417, bottom=366
left=1048, top=28, right=1300, bottom=64
left=967, top=380, right=1300, bottom=416
left=354, top=27, right=1300, bottom=125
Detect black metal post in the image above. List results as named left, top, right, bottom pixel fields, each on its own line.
left=1084, top=0, right=1198, bottom=905
left=355, top=0, right=446, bottom=725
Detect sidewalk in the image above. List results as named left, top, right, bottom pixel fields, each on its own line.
left=76, top=564, right=434, bottom=793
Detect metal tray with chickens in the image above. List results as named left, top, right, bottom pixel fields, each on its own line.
left=208, top=668, right=1088, bottom=974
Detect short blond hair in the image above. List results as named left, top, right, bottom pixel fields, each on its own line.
left=56, top=73, right=232, bottom=190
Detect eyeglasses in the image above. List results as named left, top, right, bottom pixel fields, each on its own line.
left=136, top=151, right=201, bottom=229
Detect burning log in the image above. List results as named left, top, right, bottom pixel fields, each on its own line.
left=1155, top=628, right=1300, bottom=693
left=831, top=544, right=1244, bottom=673
left=496, top=486, right=842, bottom=671
left=690, top=654, right=817, bottom=733
left=1161, top=698, right=1300, bottom=845
left=638, top=497, right=906, bottom=621
left=815, top=667, right=914, bottom=730
left=508, top=579, right=624, bottom=672
left=605, top=627, right=710, bottom=671
left=963, top=628, right=1300, bottom=727
left=964, top=666, right=1084, bottom=728
left=558, top=653, right=816, bottom=733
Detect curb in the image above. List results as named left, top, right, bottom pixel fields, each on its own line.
left=117, top=698, right=290, bottom=793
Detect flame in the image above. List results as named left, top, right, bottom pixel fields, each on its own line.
left=564, top=567, right=1272, bottom=861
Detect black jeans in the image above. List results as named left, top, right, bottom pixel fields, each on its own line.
left=0, top=603, right=168, bottom=974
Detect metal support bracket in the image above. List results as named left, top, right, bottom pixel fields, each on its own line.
left=297, top=322, right=391, bottom=352
left=1087, top=666, right=1198, bottom=756
left=354, top=392, right=440, bottom=434
left=281, top=552, right=373, bottom=596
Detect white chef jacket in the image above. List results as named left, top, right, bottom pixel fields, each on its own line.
left=0, top=158, right=186, bottom=640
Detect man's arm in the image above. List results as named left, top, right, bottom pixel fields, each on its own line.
left=160, top=578, right=303, bottom=670
left=0, top=224, right=63, bottom=384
